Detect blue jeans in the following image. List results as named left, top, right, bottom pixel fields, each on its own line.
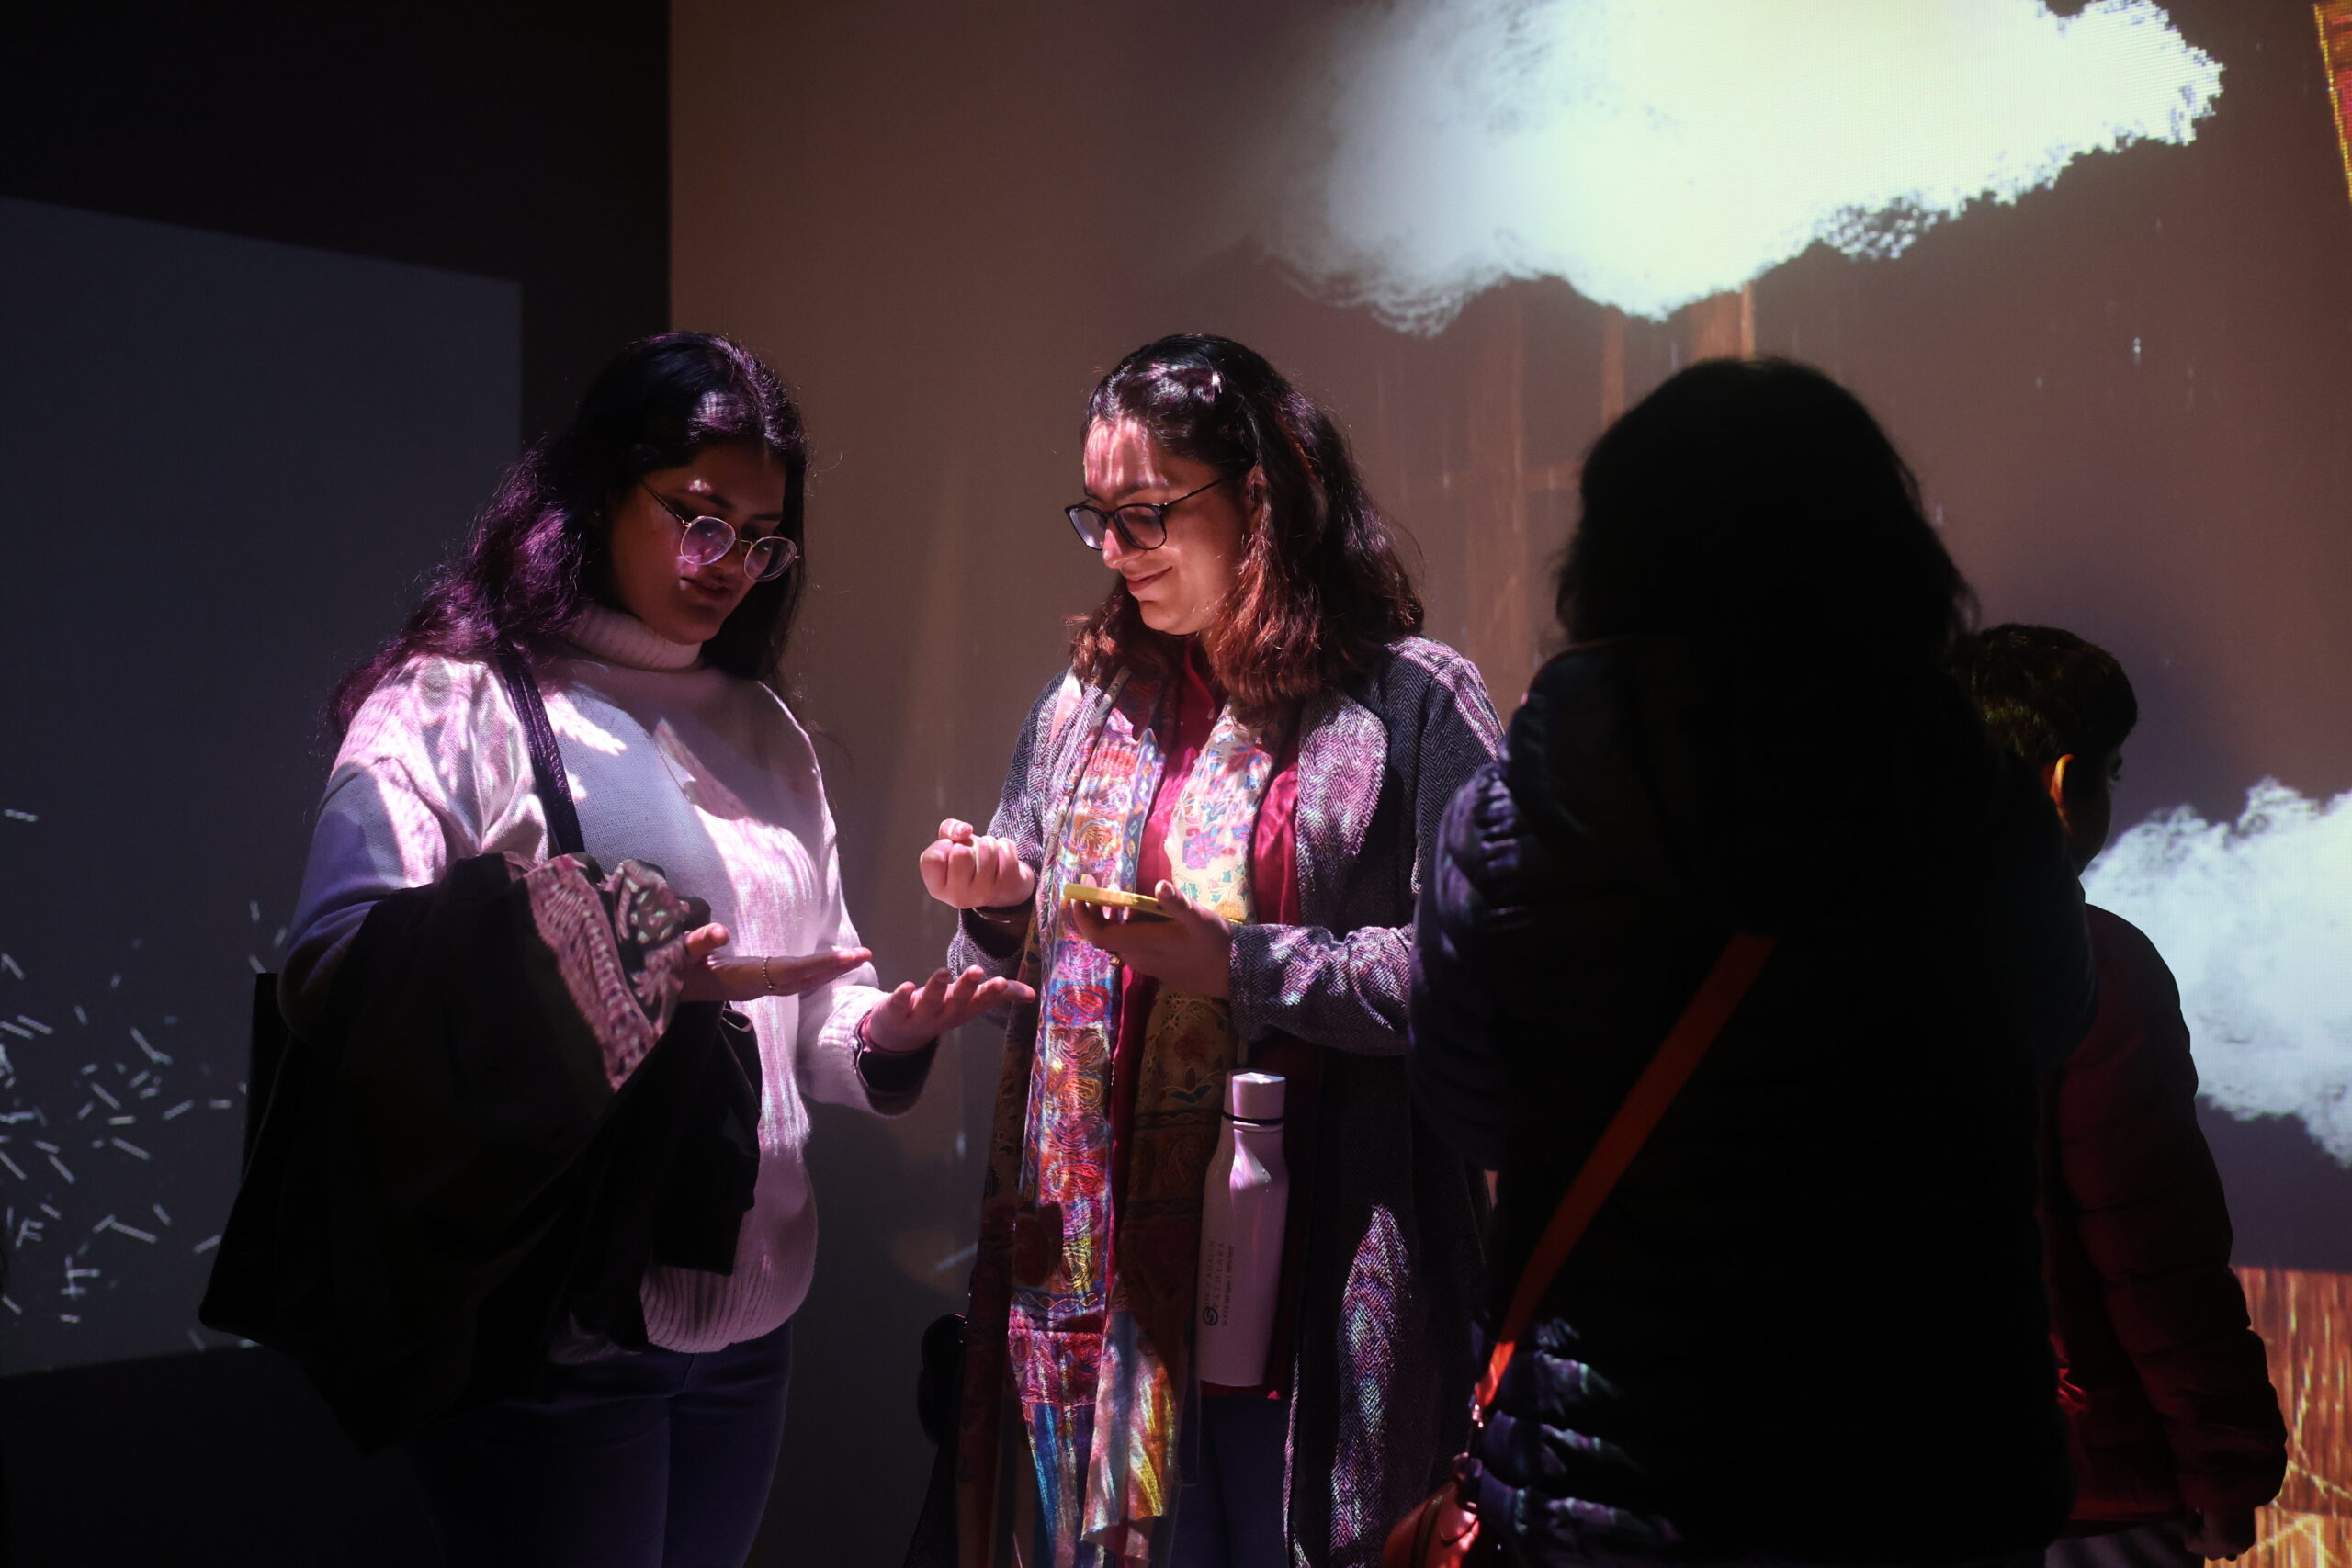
left=406, top=1320, right=793, bottom=1568
left=1167, top=1394, right=1290, bottom=1568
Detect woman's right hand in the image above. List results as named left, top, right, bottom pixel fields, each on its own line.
left=920, top=818, right=1036, bottom=911
left=679, top=922, right=873, bottom=1003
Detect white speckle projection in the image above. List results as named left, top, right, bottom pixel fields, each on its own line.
left=2086, top=782, right=2352, bottom=1166
left=1267, top=0, right=2223, bottom=330
left=0, top=196, right=517, bottom=1371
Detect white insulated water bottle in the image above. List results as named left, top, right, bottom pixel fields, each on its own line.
left=1194, top=1070, right=1288, bottom=1386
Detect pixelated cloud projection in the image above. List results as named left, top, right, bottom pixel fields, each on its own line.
left=1271, top=0, right=2223, bottom=330
left=2085, top=783, right=2352, bottom=1166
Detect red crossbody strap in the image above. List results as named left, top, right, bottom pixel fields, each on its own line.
left=1473, top=931, right=1776, bottom=1412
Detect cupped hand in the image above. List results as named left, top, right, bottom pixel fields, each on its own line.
left=678, top=921, right=873, bottom=1003
left=921, top=818, right=1037, bottom=911
left=2183, top=1509, right=2256, bottom=1560
left=1064, top=879, right=1234, bottom=998
left=864, top=964, right=1037, bottom=1052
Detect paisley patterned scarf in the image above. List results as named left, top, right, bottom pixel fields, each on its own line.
left=959, top=670, right=1282, bottom=1568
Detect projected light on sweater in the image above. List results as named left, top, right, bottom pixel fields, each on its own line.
left=1265, top=0, right=2223, bottom=331
left=2084, top=782, right=2352, bottom=1167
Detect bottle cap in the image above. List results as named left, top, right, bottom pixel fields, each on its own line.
left=1227, top=1070, right=1285, bottom=1123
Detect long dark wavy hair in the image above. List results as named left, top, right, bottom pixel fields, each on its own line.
left=1557, top=357, right=1972, bottom=666
left=332, top=332, right=808, bottom=732
left=1069, top=333, right=1422, bottom=723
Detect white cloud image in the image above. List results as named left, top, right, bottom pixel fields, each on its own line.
left=2085, top=782, right=2352, bottom=1165
left=1267, top=0, right=2223, bottom=330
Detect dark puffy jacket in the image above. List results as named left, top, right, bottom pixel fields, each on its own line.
left=1409, top=637, right=2098, bottom=1565
left=2042, top=906, right=2285, bottom=1529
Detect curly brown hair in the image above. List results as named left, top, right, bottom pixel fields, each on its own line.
left=1069, top=334, right=1422, bottom=724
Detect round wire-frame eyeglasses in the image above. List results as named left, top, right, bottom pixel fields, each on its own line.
left=641, top=479, right=800, bottom=581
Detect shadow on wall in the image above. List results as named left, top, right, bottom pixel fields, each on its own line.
left=752, top=1079, right=989, bottom=1566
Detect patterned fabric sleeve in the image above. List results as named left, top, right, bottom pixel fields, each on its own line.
left=1228, top=642, right=1504, bottom=1056
left=1228, top=921, right=1416, bottom=1055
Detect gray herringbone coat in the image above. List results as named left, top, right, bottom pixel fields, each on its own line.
left=945, top=637, right=1501, bottom=1567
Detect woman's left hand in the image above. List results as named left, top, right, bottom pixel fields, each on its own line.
left=679, top=922, right=875, bottom=1004
left=1065, top=880, right=1234, bottom=998
left=863, top=965, right=1037, bottom=1053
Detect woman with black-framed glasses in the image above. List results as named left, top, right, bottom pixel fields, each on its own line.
left=912, top=333, right=1500, bottom=1568
left=1063, top=471, right=1235, bottom=553
left=265, top=333, right=1024, bottom=1567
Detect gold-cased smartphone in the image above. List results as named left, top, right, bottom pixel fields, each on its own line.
left=1060, top=885, right=1170, bottom=919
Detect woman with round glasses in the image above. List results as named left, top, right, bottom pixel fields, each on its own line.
left=281, top=332, right=1022, bottom=1565
left=916, top=333, right=1501, bottom=1568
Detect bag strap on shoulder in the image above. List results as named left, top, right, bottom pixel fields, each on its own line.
left=492, top=644, right=587, bottom=860
left=1474, top=931, right=1776, bottom=1411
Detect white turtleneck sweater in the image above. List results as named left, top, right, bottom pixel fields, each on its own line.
left=282, top=605, right=910, bottom=1352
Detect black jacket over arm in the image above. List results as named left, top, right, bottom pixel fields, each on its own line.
left=1410, top=637, right=2098, bottom=1565
left=202, top=852, right=761, bottom=1451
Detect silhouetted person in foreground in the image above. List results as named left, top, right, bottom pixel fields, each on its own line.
left=1951, top=625, right=2286, bottom=1567
left=1411, top=358, right=2097, bottom=1566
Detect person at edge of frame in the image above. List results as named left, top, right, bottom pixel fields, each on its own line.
left=1951, top=623, right=2287, bottom=1568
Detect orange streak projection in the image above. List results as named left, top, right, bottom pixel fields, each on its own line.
left=2236, top=1268, right=2352, bottom=1565
left=2321, top=3, right=2352, bottom=206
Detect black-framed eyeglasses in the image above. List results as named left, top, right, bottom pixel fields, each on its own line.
left=641, top=479, right=800, bottom=582
left=1065, top=474, right=1236, bottom=553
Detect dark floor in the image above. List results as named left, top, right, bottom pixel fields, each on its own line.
left=0, top=1347, right=438, bottom=1568
left=6, top=1107, right=2333, bottom=1567
left=0, top=1101, right=960, bottom=1568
